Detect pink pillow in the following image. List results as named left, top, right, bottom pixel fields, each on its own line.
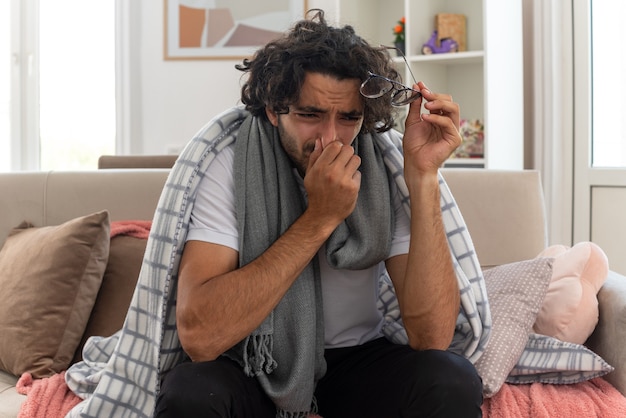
left=533, top=242, right=609, bottom=344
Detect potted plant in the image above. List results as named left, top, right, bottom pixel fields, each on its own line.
left=392, top=17, right=406, bottom=55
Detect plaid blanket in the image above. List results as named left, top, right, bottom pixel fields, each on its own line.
left=65, top=106, right=491, bottom=418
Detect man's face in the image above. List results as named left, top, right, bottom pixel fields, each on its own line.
left=265, top=72, right=365, bottom=175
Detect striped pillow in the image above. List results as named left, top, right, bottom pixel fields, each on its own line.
left=507, top=333, right=613, bottom=384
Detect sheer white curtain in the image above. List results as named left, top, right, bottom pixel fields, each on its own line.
left=526, top=0, right=574, bottom=246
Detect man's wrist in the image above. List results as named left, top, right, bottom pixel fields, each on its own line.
left=404, top=168, right=440, bottom=192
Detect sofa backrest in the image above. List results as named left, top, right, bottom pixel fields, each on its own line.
left=0, top=170, right=170, bottom=248
left=0, top=168, right=548, bottom=269
left=441, top=168, right=548, bottom=268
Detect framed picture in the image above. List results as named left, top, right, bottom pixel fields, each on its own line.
left=164, top=0, right=307, bottom=60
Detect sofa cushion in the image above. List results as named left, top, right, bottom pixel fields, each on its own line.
left=533, top=242, right=609, bottom=344
left=474, top=257, right=553, bottom=397
left=0, top=211, right=110, bottom=378
left=73, top=235, right=147, bottom=362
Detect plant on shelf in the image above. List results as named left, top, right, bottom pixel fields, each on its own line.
left=392, top=16, right=405, bottom=55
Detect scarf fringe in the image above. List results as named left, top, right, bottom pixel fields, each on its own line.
left=243, top=333, right=277, bottom=376
left=274, top=394, right=320, bottom=417
left=276, top=410, right=312, bottom=418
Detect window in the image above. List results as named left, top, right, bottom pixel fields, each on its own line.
left=591, top=1, right=626, bottom=167
left=571, top=0, right=626, bottom=272
left=2, top=0, right=115, bottom=172
left=39, top=0, right=115, bottom=170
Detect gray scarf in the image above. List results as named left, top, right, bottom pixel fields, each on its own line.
left=227, top=114, right=394, bottom=417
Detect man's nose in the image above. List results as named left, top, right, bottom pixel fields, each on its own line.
left=320, top=121, right=339, bottom=148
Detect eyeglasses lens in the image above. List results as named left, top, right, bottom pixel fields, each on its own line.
left=360, top=77, right=393, bottom=98
left=391, top=89, right=421, bottom=106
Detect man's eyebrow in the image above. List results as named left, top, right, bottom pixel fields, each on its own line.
left=292, top=105, right=325, bottom=113
left=292, top=106, right=363, bottom=118
left=340, top=110, right=364, bottom=118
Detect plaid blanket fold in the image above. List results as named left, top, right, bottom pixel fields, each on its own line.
left=65, top=106, right=491, bottom=418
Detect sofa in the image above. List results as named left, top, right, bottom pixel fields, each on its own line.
left=0, top=167, right=625, bottom=418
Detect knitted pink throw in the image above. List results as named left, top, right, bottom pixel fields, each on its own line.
left=109, top=220, right=152, bottom=239
left=481, top=378, right=626, bottom=418
left=16, top=372, right=81, bottom=418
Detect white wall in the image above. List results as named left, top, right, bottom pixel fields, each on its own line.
left=129, top=0, right=336, bottom=155
left=131, top=1, right=244, bottom=154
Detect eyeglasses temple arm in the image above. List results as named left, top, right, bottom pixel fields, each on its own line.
left=382, top=44, right=419, bottom=87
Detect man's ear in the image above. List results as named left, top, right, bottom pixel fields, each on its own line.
left=265, top=107, right=279, bottom=127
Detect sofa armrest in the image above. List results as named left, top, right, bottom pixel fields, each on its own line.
left=586, top=270, right=626, bottom=396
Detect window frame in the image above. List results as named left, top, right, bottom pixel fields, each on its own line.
left=8, top=0, right=128, bottom=171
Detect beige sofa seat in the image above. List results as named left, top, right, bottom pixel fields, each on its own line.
left=0, top=372, right=23, bottom=418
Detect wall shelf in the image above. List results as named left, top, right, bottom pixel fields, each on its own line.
left=405, top=50, right=485, bottom=65
left=339, top=0, right=524, bottom=169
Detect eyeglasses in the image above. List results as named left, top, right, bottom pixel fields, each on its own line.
left=359, top=46, right=421, bottom=107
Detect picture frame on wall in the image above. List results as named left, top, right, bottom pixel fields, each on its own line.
left=164, top=0, right=307, bottom=60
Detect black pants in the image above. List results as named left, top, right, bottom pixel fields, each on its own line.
left=155, top=337, right=483, bottom=418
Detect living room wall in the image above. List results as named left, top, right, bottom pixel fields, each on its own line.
left=130, top=0, right=334, bottom=155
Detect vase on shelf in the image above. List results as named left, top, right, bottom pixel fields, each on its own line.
left=394, top=41, right=406, bottom=56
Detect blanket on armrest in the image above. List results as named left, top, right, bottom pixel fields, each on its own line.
left=64, top=106, right=491, bottom=417
left=481, top=377, right=626, bottom=417
left=17, top=372, right=81, bottom=418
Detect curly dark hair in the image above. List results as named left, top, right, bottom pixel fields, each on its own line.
left=235, top=9, right=402, bottom=133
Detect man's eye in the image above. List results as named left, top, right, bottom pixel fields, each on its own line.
left=295, top=113, right=318, bottom=119
left=340, top=116, right=363, bottom=124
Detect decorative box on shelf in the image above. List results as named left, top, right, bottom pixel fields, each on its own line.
left=435, top=13, right=467, bottom=52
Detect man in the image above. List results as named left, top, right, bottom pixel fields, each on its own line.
left=156, top=9, right=483, bottom=418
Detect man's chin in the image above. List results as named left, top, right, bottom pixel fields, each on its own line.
left=296, top=163, right=307, bottom=177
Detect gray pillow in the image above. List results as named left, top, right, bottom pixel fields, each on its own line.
left=474, top=257, right=553, bottom=396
